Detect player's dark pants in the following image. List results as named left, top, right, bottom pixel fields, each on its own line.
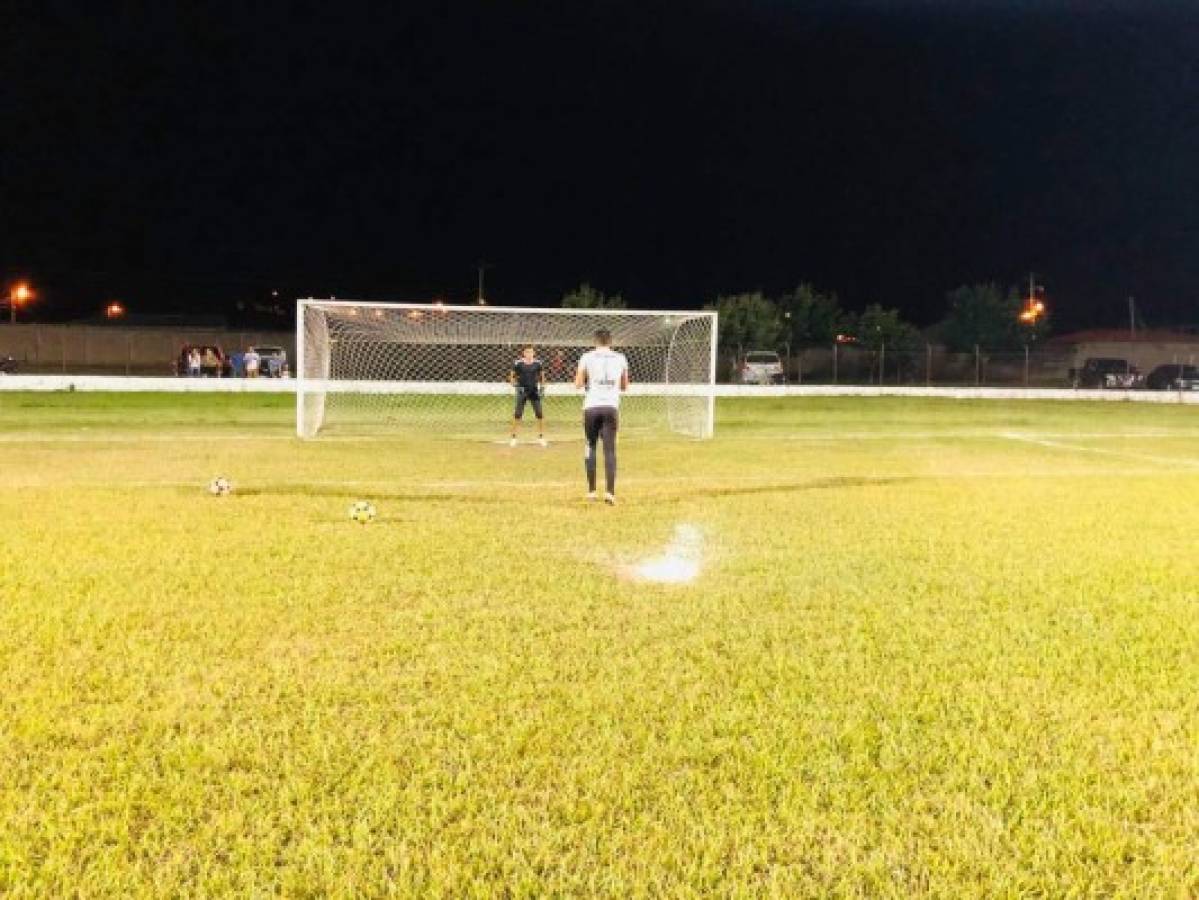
left=514, top=388, right=543, bottom=420
left=583, top=406, right=619, bottom=494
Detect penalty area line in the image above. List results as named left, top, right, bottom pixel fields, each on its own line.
left=1002, top=433, right=1199, bottom=469
left=726, top=429, right=1199, bottom=442
left=0, top=432, right=295, bottom=444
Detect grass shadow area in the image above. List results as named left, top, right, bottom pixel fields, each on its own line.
left=235, top=482, right=512, bottom=505
left=673, top=474, right=916, bottom=500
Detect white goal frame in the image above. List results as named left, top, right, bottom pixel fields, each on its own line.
left=295, top=299, right=718, bottom=440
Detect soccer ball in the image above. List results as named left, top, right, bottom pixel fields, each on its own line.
left=349, top=500, right=377, bottom=524
left=208, top=476, right=233, bottom=496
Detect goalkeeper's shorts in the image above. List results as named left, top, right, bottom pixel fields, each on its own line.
left=514, top=388, right=543, bottom=419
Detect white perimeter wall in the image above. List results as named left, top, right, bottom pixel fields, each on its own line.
left=1, top=375, right=1197, bottom=404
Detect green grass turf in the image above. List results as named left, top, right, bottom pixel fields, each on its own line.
left=1, top=393, right=1198, bottom=896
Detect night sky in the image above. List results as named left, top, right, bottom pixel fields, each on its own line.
left=5, top=1, right=1198, bottom=330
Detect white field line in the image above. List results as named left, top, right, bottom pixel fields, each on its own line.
left=3, top=428, right=1199, bottom=445
left=1003, top=433, right=1199, bottom=469
left=725, top=430, right=1199, bottom=442
left=8, top=466, right=1198, bottom=492
left=4, top=374, right=1199, bottom=403
left=0, top=432, right=295, bottom=443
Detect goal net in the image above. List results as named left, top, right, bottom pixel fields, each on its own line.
left=296, top=300, right=718, bottom=440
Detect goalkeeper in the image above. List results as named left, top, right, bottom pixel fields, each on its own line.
left=509, top=345, right=547, bottom=447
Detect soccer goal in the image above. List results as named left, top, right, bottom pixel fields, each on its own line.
left=296, top=300, right=718, bottom=440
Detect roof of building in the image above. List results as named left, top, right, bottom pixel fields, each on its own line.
left=1048, top=328, right=1199, bottom=346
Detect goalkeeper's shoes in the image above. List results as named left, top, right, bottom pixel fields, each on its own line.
left=586, top=491, right=598, bottom=502
left=604, top=492, right=617, bottom=506
left=509, top=436, right=517, bottom=448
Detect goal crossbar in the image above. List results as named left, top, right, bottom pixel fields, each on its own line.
left=298, top=298, right=717, bottom=318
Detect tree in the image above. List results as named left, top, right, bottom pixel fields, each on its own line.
left=561, top=283, right=626, bottom=309
left=936, top=283, right=1049, bottom=351
left=842, top=303, right=922, bottom=350
left=778, top=283, right=843, bottom=347
left=707, top=292, right=783, bottom=355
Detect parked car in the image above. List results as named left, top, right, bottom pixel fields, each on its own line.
left=1069, top=357, right=1141, bottom=389
left=1145, top=363, right=1199, bottom=391
left=249, top=345, right=289, bottom=377
left=738, top=351, right=785, bottom=384
left=0, top=356, right=17, bottom=374
left=176, top=344, right=227, bottom=377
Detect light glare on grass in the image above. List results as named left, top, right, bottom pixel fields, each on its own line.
left=629, top=523, right=704, bottom=584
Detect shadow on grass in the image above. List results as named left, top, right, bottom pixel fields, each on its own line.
left=239, top=475, right=913, bottom=504
left=677, top=474, right=916, bottom=500
left=236, top=483, right=508, bottom=505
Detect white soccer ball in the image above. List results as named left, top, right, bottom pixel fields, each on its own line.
left=208, top=476, right=233, bottom=496
left=349, top=500, right=377, bottom=524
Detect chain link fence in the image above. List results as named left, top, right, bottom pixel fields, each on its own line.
left=717, top=344, right=1073, bottom=388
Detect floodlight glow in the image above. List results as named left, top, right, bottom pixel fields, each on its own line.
left=628, top=523, right=704, bottom=585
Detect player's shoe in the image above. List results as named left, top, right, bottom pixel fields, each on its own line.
left=538, top=436, right=548, bottom=447
left=586, top=491, right=598, bottom=502
left=508, top=436, right=517, bottom=448
left=604, top=492, right=617, bottom=506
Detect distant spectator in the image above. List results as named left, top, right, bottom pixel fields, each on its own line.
left=187, top=348, right=201, bottom=377
left=549, top=349, right=567, bottom=381
left=244, top=347, right=261, bottom=378
left=228, top=351, right=244, bottom=378
left=203, top=348, right=219, bottom=376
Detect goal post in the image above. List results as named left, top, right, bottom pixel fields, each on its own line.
left=296, top=300, right=718, bottom=440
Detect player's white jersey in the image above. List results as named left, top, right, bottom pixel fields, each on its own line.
left=579, top=348, right=629, bottom=409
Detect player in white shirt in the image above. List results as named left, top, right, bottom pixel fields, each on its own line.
left=574, top=328, right=629, bottom=504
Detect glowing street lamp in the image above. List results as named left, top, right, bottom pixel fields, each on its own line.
left=1019, top=296, right=1046, bottom=324
left=1019, top=274, right=1047, bottom=326
left=9, top=282, right=34, bottom=324
left=105, top=301, right=126, bottom=319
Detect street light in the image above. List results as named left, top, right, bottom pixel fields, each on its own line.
left=1019, top=274, right=1046, bottom=325
left=1019, top=297, right=1046, bottom=324
left=9, top=282, right=34, bottom=324
left=106, top=301, right=126, bottom=319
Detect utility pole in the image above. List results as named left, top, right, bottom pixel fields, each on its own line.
left=476, top=262, right=491, bottom=305
left=1128, top=296, right=1136, bottom=339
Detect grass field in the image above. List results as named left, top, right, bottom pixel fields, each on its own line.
left=2, top=392, right=1198, bottom=897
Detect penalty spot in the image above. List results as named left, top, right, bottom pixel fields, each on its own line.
left=625, top=523, right=704, bottom=585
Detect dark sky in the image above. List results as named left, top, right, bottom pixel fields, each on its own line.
left=4, top=0, right=1198, bottom=329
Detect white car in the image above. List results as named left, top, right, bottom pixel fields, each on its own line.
left=738, top=351, right=785, bottom=384
left=249, top=346, right=289, bottom=377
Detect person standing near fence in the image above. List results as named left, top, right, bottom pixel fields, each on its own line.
left=244, top=347, right=261, bottom=378
left=187, top=348, right=201, bottom=377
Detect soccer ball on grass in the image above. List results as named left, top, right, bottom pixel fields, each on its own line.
left=349, top=500, right=377, bottom=524
left=208, top=476, right=233, bottom=496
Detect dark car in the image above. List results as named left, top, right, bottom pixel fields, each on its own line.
left=0, top=355, right=17, bottom=374
left=1145, top=363, right=1199, bottom=391
left=1069, top=357, right=1141, bottom=389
